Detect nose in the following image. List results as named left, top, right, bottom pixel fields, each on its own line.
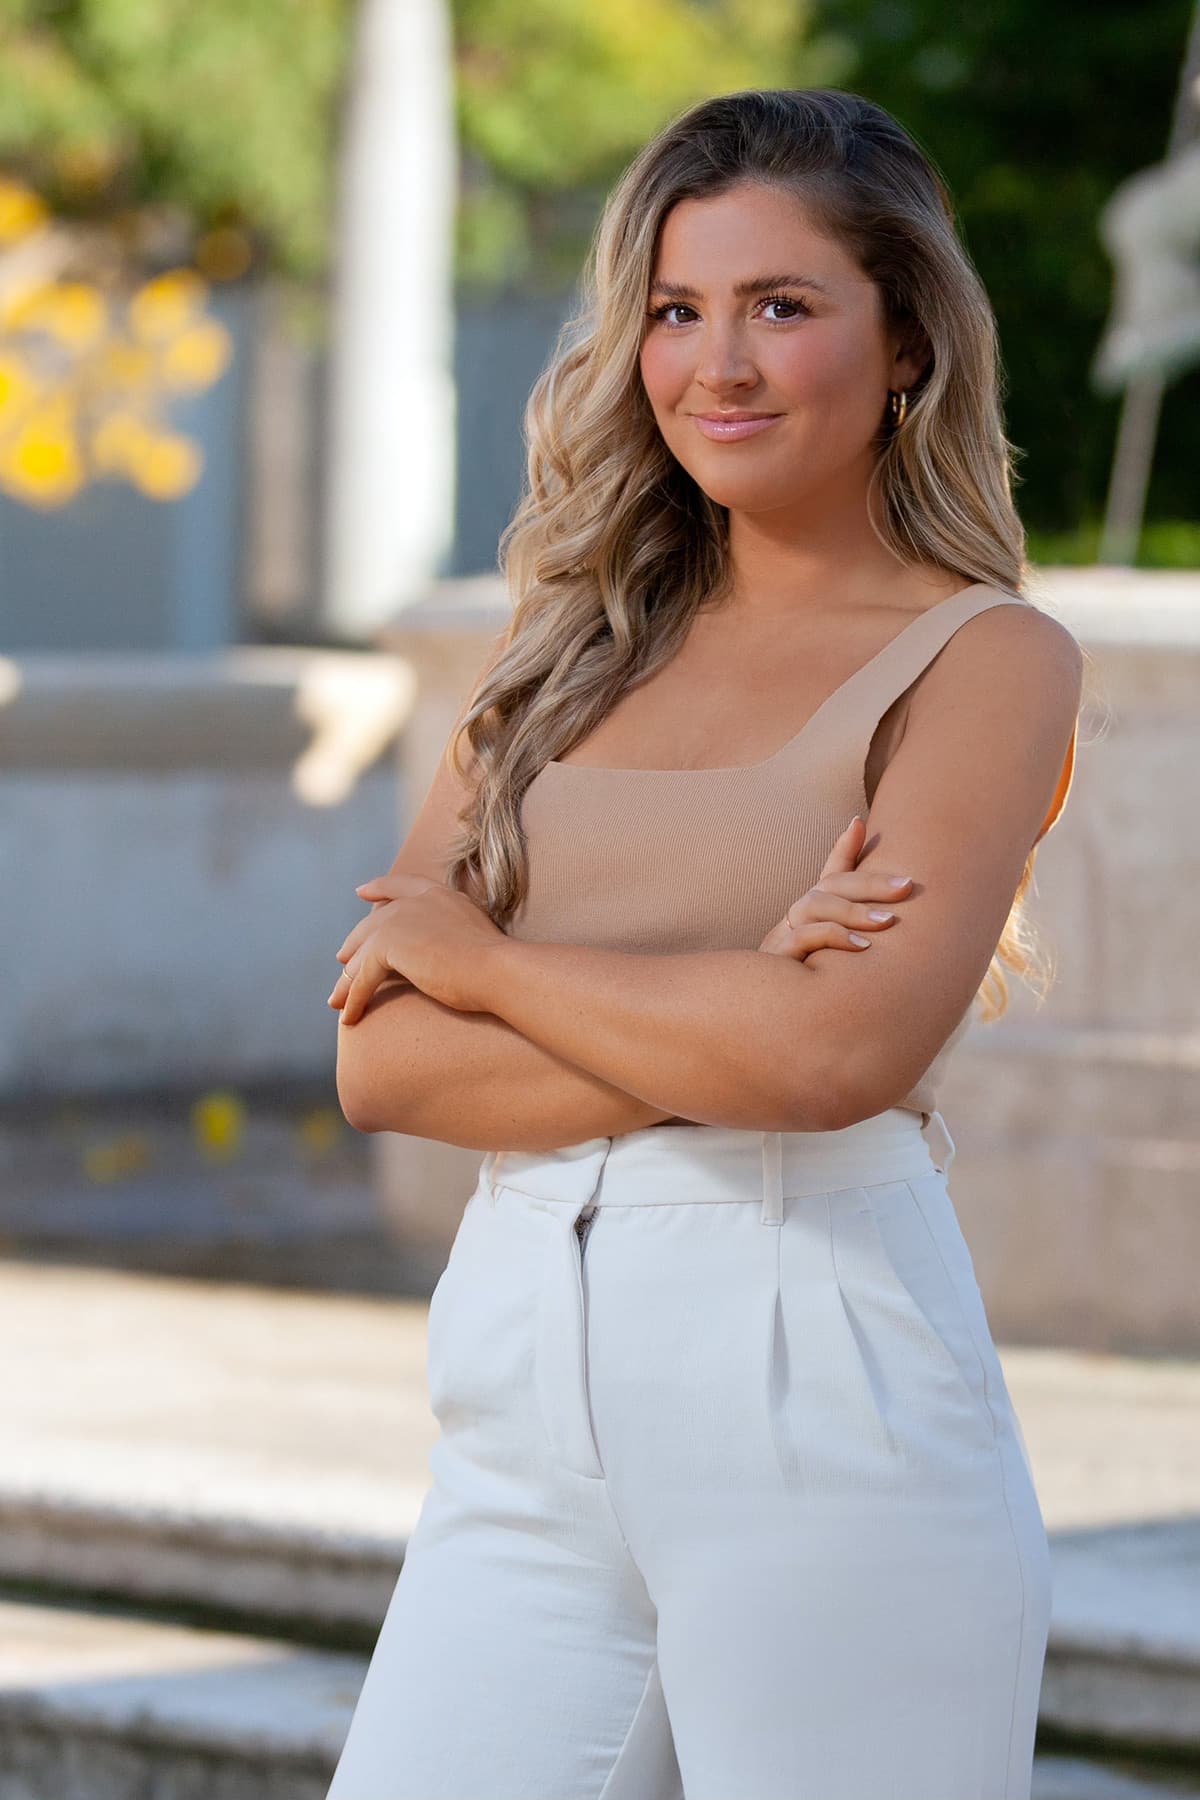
left=693, top=322, right=759, bottom=395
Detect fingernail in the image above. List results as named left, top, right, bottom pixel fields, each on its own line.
left=849, top=932, right=872, bottom=946
left=888, top=876, right=912, bottom=888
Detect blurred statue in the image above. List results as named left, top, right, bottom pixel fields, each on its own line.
left=1093, top=30, right=1199, bottom=563
left=1093, top=137, right=1200, bottom=391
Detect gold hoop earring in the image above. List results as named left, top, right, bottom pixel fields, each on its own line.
left=889, top=388, right=908, bottom=429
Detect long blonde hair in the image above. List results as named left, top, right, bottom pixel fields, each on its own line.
left=445, top=87, right=1072, bottom=1023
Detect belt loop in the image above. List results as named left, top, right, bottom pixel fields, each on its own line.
left=760, top=1131, right=785, bottom=1226
left=483, top=1150, right=504, bottom=1205
left=921, top=1110, right=956, bottom=1175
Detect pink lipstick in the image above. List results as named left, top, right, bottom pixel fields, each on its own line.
left=691, top=412, right=783, bottom=441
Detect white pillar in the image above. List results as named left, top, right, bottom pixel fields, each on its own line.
left=323, top=0, right=457, bottom=638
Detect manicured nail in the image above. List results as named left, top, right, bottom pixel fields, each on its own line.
left=888, top=876, right=912, bottom=888
left=849, top=932, right=872, bottom=946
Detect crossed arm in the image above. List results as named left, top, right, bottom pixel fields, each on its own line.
left=338, top=979, right=682, bottom=1149
left=337, top=607, right=1082, bottom=1149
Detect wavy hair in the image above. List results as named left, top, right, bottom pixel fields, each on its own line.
left=444, top=86, right=1078, bottom=1024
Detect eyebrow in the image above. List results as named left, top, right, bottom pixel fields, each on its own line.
left=648, top=271, right=835, bottom=301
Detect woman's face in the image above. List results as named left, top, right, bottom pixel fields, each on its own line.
left=638, top=180, right=922, bottom=515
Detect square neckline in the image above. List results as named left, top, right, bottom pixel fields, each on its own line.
left=543, top=581, right=1002, bottom=777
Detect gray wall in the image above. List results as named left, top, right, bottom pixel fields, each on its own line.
left=446, top=288, right=576, bottom=579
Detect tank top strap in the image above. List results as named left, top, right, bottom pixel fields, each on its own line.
left=784, top=583, right=1076, bottom=845
left=829, top=582, right=1034, bottom=735
left=785, top=583, right=1026, bottom=769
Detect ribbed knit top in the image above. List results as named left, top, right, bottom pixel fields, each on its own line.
left=507, top=582, right=1079, bottom=1131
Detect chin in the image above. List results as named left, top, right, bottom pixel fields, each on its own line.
left=686, top=471, right=801, bottom=513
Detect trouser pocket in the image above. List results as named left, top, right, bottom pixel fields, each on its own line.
left=766, top=1181, right=1000, bottom=1488
left=850, top=1179, right=999, bottom=1451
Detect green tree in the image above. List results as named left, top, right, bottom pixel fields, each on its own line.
left=453, top=0, right=841, bottom=288
left=0, top=0, right=354, bottom=503
left=0, top=0, right=352, bottom=281
left=812, top=0, right=1198, bottom=546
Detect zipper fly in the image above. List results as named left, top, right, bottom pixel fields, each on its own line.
left=575, top=1204, right=598, bottom=1253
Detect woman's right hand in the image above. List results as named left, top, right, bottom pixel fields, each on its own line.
left=757, top=816, right=915, bottom=962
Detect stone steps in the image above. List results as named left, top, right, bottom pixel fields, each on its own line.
left=4, top=1258, right=1200, bottom=1771
left=6, top=1493, right=1199, bottom=1762
left=0, top=1593, right=359, bottom=1800
left=1041, top=1519, right=1200, bottom=1752
left=2, top=1593, right=1200, bottom=1800
left=5, top=1491, right=1200, bottom=1736
left=0, top=1492, right=400, bottom=1646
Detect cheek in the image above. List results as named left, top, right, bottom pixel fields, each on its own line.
left=639, top=336, right=686, bottom=410
left=765, top=328, right=861, bottom=400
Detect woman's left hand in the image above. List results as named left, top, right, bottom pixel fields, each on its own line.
left=328, top=872, right=509, bottom=1024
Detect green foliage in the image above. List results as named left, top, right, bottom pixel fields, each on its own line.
left=0, top=0, right=353, bottom=280
left=1027, top=518, right=1200, bottom=569
left=452, top=0, right=844, bottom=288
left=809, top=0, right=1198, bottom=535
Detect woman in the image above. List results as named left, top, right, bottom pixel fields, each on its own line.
left=326, top=87, right=1083, bottom=1800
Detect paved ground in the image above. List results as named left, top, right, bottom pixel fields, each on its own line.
left=3, top=1261, right=432, bottom=1540
left=6, top=1258, right=1200, bottom=1541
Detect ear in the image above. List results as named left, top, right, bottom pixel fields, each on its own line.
left=891, top=318, right=932, bottom=392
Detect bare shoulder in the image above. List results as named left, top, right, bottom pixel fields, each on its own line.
left=932, top=596, right=1082, bottom=684
left=908, top=597, right=1084, bottom=740
left=894, top=598, right=1084, bottom=858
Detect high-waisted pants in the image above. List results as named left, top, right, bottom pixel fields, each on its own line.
left=326, top=1107, right=1052, bottom=1800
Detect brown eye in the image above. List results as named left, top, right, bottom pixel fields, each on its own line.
left=759, top=294, right=812, bottom=322
left=648, top=303, right=696, bottom=327
left=645, top=294, right=812, bottom=327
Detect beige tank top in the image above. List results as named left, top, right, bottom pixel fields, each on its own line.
left=506, top=582, right=1078, bottom=1132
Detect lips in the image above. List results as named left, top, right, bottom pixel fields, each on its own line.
left=690, top=412, right=783, bottom=442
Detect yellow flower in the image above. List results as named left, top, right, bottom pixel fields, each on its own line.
left=192, top=1090, right=246, bottom=1161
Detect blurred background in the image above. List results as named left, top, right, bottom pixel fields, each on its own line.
left=1, top=0, right=1198, bottom=1794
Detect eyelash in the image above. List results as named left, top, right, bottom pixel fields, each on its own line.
left=646, top=292, right=813, bottom=328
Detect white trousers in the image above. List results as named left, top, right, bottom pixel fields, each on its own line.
left=327, top=1108, right=1052, bottom=1800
